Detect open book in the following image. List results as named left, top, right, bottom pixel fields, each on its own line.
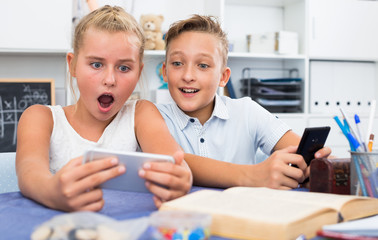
left=159, top=187, right=378, bottom=240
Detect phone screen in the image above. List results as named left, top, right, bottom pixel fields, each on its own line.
left=296, top=126, right=331, bottom=166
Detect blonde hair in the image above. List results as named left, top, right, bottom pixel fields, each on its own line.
left=68, top=5, right=145, bottom=100
left=165, top=14, right=228, bottom=68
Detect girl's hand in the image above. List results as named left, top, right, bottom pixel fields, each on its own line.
left=139, top=151, right=193, bottom=208
left=46, top=156, right=125, bottom=212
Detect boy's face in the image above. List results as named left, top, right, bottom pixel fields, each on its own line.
left=163, top=31, right=230, bottom=121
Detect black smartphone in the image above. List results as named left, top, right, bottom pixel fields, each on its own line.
left=296, top=126, right=331, bottom=166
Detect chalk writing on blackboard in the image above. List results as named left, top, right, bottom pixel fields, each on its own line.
left=0, top=79, right=55, bottom=152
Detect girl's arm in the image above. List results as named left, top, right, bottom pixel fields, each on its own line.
left=135, top=100, right=192, bottom=207
left=16, top=105, right=125, bottom=212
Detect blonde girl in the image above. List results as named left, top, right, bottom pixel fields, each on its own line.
left=16, top=5, right=192, bottom=212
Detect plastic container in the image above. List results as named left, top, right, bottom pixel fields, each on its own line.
left=148, top=210, right=212, bottom=240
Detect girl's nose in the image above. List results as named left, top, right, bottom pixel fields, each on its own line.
left=103, top=68, right=116, bottom=86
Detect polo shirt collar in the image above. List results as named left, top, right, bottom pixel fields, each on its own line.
left=172, top=94, right=230, bottom=130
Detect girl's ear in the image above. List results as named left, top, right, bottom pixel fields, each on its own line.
left=138, top=62, right=144, bottom=79
left=66, top=52, right=76, bottom=77
left=219, top=67, right=231, bottom=87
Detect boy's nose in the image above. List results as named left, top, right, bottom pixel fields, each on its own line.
left=182, top=65, right=195, bottom=82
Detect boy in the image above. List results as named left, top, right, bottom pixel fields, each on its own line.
left=156, top=15, right=331, bottom=189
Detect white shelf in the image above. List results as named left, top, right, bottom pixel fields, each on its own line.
left=309, top=56, right=378, bottom=63
left=144, top=50, right=165, bottom=57
left=226, top=0, right=300, bottom=7
left=228, top=52, right=306, bottom=60
left=144, top=50, right=306, bottom=61
left=0, top=48, right=69, bottom=55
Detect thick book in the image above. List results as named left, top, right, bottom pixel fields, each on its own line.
left=159, top=187, right=378, bottom=240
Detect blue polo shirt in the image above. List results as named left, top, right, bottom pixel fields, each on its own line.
left=157, top=94, right=291, bottom=164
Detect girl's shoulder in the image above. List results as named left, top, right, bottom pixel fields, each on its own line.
left=135, top=99, right=157, bottom=112
left=22, top=104, right=53, bottom=119
left=18, top=104, right=54, bottom=130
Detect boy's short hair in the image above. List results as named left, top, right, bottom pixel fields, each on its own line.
left=165, top=15, right=228, bottom=68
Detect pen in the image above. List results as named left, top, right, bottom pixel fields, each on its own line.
left=354, top=114, right=367, bottom=152
left=360, top=163, right=374, bottom=197
left=366, top=100, right=376, bottom=144
left=339, top=108, right=360, bottom=146
left=333, top=116, right=361, bottom=152
left=368, top=134, right=374, bottom=152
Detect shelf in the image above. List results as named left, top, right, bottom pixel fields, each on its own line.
left=309, top=56, right=378, bottom=63
left=228, top=52, right=306, bottom=60
left=226, top=0, right=300, bottom=7
left=144, top=50, right=165, bottom=57
left=144, top=50, right=306, bottom=61
left=0, top=48, right=69, bottom=56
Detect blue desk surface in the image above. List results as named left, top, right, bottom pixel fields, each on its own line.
left=0, top=186, right=225, bottom=240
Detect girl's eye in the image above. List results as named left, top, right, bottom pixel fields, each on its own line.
left=199, top=63, right=209, bottom=69
left=172, top=61, right=182, bottom=67
left=119, top=65, right=130, bottom=72
left=91, top=62, right=102, bottom=69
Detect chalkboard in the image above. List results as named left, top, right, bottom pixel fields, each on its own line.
left=0, top=79, right=55, bottom=152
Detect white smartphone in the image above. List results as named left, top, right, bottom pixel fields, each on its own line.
left=83, top=148, right=175, bottom=193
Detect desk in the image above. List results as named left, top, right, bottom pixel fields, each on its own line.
left=0, top=187, right=225, bottom=240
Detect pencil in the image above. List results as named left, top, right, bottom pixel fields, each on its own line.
left=368, top=134, right=374, bottom=152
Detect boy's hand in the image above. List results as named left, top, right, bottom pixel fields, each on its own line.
left=46, top=156, right=125, bottom=212
left=139, top=151, right=192, bottom=208
left=314, top=146, right=332, bottom=159
left=244, top=146, right=307, bottom=190
left=300, top=146, right=332, bottom=188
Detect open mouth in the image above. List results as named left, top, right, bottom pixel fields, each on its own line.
left=98, top=94, right=114, bottom=108
left=180, top=88, right=199, bottom=94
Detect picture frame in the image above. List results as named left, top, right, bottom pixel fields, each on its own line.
left=0, top=78, right=55, bottom=152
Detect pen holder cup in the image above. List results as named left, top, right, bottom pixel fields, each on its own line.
left=350, top=151, right=378, bottom=198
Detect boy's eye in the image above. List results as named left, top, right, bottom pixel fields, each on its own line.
left=119, top=65, right=130, bottom=72
left=172, top=61, right=182, bottom=67
left=91, top=62, right=102, bottom=69
left=198, top=63, right=209, bottom=69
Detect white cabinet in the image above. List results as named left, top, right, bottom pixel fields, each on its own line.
left=308, top=0, right=378, bottom=60
left=0, top=0, right=72, bottom=51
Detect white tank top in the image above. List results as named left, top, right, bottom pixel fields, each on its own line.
left=48, top=100, right=138, bottom=173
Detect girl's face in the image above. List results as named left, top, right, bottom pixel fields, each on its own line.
left=163, top=31, right=230, bottom=122
left=67, top=27, right=143, bottom=122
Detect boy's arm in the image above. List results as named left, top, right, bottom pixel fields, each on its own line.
left=185, top=130, right=332, bottom=189
left=185, top=146, right=307, bottom=189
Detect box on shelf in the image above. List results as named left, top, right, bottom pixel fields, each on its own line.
left=247, top=31, right=298, bottom=55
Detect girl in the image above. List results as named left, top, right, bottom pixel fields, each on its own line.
left=16, top=5, right=192, bottom=212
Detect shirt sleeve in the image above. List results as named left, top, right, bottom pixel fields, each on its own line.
left=244, top=98, right=291, bottom=155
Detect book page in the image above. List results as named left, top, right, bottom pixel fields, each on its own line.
left=322, top=215, right=378, bottom=236
left=161, top=189, right=337, bottom=224
left=225, top=187, right=374, bottom=211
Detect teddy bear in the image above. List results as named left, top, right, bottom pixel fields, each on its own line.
left=140, top=14, right=165, bottom=50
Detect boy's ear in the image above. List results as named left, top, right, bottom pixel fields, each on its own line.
left=219, top=67, right=231, bottom=87
left=162, top=61, right=168, bottom=83
left=66, top=52, right=76, bottom=77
